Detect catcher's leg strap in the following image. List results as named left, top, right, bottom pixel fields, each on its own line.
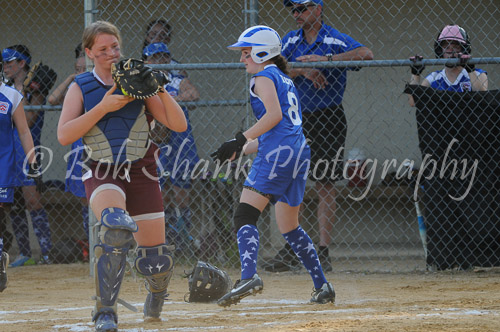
left=93, top=207, right=137, bottom=318
left=135, top=244, right=175, bottom=293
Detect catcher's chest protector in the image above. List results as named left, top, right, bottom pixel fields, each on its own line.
left=75, top=72, right=150, bottom=164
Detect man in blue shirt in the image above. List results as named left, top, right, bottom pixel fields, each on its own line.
left=264, top=0, right=373, bottom=272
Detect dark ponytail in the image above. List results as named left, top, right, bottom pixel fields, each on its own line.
left=272, top=55, right=289, bottom=76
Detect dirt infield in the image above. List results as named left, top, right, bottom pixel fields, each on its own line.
left=1, top=263, right=499, bottom=332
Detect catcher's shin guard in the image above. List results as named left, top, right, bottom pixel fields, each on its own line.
left=135, top=244, right=175, bottom=320
left=92, top=208, right=137, bottom=323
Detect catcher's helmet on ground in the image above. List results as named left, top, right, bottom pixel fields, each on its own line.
left=434, top=25, right=471, bottom=58
left=227, top=25, right=282, bottom=63
left=184, top=261, right=232, bottom=303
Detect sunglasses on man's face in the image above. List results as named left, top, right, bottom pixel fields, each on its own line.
left=291, top=5, right=315, bottom=15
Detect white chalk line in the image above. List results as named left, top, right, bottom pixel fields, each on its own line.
left=1, top=299, right=498, bottom=332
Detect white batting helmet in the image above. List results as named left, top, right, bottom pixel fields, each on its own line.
left=227, top=25, right=282, bottom=63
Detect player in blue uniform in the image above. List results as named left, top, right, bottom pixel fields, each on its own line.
left=263, top=0, right=374, bottom=273
left=2, top=45, right=53, bottom=267
left=407, top=25, right=489, bottom=271
left=49, top=44, right=90, bottom=258
left=408, top=24, right=488, bottom=107
left=212, top=25, right=335, bottom=307
left=57, top=21, right=187, bottom=331
left=143, top=42, right=200, bottom=252
left=0, top=74, right=43, bottom=292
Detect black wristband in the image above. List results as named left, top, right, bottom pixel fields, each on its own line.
left=28, top=162, right=40, bottom=176
left=235, top=132, right=247, bottom=146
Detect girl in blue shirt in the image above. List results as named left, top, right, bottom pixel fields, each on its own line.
left=0, top=79, right=40, bottom=292
left=212, top=25, right=335, bottom=307
left=408, top=25, right=488, bottom=107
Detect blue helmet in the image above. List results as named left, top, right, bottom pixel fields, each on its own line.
left=227, top=25, right=282, bottom=63
left=283, top=0, right=323, bottom=6
left=143, top=42, right=171, bottom=57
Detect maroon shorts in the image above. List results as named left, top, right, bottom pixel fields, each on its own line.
left=83, top=144, right=163, bottom=217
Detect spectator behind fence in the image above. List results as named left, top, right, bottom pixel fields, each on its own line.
left=48, top=43, right=90, bottom=260
left=142, top=18, right=187, bottom=77
left=0, top=52, right=15, bottom=267
left=2, top=45, right=54, bottom=267
left=57, top=21, right=187, bottom=330
left=406, top=25, right=490, bottom=270
left=263, top=0, right=374, bottom=273
left=143, top=42, right=201, bottom=254
left=408, top=25, right=487, bottom=107
left=213, top=25, right=335, bottom=307
left=0, top=72, right=43, bottom=291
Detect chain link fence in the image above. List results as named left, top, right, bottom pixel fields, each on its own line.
left=1, top=0, right=499, bottom=272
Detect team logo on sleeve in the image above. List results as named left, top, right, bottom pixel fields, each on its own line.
left=0, top=101, right=9, bottom=114
left=460, top=82, right=471, bottom=91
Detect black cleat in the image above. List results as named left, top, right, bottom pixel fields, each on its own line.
left=217, top=274, right=263, bottom=307
left=0, top=252, right=9, bottom=292
left=310, top=282, right=335, bottom=304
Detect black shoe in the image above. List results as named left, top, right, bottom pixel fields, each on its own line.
left=143, top=289, right=167, bottom=321
left=263, top=244, right=301, bottom=272
left=0, top=252, right=9, bottom=292
left=310, top=282, right=335, bottom=304
left=318, top=246, right=333, bottom=272
left=217, top=274, right=263, bottom=307
left=94, top=308, right=118, bottom=332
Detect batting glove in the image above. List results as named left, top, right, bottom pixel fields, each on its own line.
left=458, top=53, right=475, bottom=73
left=27, top=162, right=46, bottom=193
left=211, top=132, right=247, bottom=162
left=409, top=55, right=425, bottom=75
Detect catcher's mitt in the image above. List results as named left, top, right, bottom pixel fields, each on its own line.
left=23, top=62, right=57, bottom=96
left=111, top=58, right=168, bottom=99
left=184, top=261, right=232, bottom=303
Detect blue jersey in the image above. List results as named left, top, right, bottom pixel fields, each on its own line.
left=244, top=65, right=310, bottom=207
left=281, top=22, right=364, bottom=112
left=0, top=84, right=24, bottom=187
left=12, top=91, right=45, bottom=186
left=157, top=72, right=199, bottom=189
left=65, top=138, right=86, bottom=197
left=250, top=65, right=308, bottom=162
left=425, top=68, right=487, bottom=92
left=164, top=72, right=199, bottom=170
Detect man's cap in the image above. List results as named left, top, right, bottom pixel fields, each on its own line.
left=143, top=42, right=171, bottom=57
left=283, top=0, right=323, bottom=7
left=1, top=48, right=31, bottom=64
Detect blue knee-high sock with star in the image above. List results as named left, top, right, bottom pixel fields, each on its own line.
left=30, top=209, right=52, bottom=255
left=10, top=212, right=31, bottom=257
left=284, top=225, right=327, bottom=289
left=237, top=224, right=259, bottom=280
